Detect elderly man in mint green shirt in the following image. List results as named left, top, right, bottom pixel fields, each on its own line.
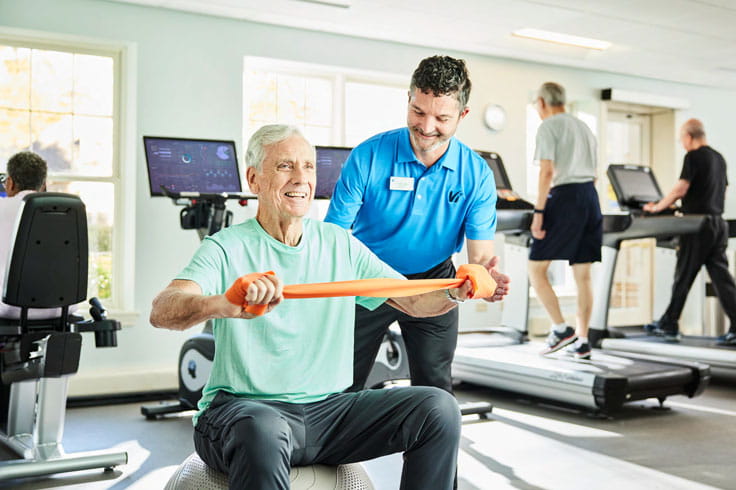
left=149, top=124, right=482, bottom=490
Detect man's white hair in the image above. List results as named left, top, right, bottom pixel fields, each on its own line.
left=246, top=124, right=305, bottom=171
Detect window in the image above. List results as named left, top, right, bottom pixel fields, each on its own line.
left=525, top=102, right=542, bottom=199
left=0, top=40, right=128, bottom=312
left=343, top=81, right=407, bottom=146
left=243, top=57, right=406, bottom=150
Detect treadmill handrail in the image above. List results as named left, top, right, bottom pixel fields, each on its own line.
left=603, top=214, right=706, bottom=248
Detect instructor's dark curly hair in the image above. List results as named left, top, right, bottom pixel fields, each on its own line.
left=409, top=55, right=472, bottom=109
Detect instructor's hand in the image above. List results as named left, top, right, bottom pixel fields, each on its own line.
left=482, top=256, right=510, bottom=302
left=531, top=213, right=546, bottom=240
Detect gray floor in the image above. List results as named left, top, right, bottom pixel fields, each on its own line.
left=4, top=378, right=736, bottom=489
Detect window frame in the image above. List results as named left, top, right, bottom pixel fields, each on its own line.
left=243, top=56, right=407, bottom=147
left=0, top=27, right=137, bottom=323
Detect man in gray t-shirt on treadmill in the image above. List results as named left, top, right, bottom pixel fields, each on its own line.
left=529, top=82, right=602, bottom=360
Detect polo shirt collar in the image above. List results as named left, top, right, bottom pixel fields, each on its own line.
left=397, top=128, right=459, bottom=171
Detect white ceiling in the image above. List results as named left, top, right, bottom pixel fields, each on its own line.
left=109, top=0, right=736, bottom=90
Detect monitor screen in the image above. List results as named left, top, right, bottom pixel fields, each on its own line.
left=475, top=150, right=512, bottom=190
left=143, top=136, right=241, bottom=196
left=0, top=173, right=6, bottom=198
left=315, top=146, right=352, bottom=199
left=607, top=164, right=663, bottom=207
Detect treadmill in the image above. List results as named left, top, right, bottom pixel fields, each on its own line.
left=452, top=154, right=709, bottom=413
left=591, top=164, right=736, bottom=378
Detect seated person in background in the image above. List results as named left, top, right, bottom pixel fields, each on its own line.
left=149, top=124, right=495, bottom=490
left=0, top=151, right=68, bottom=320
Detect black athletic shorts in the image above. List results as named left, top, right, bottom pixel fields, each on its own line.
left=529, top=181, right=602, bottom=264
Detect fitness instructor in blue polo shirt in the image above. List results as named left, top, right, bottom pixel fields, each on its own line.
left=325, top=55, right=510, bottom=394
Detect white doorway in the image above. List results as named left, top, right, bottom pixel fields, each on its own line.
left=603, top=108, right=656, bottom=326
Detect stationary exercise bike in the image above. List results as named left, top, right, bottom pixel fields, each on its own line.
left=141, top=187, right=244, bottom=419
left=0, top=192, right=127, bottom=480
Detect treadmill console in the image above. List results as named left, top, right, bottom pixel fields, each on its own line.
left=602, top=164, right=705, bottom=246
left=475, top=150, right=534, bottom=210
left=607, top=164, right=664, bottom=212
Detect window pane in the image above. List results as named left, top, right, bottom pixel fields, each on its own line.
left=46, top=181, right=114, bottom=301
left=245, top=71, right=334, bottom=147
left=73, top=115, right=113, bottom=176
left=31, top=49, right=73, bottom=113
left=74, top=54, right=113, bottom=116
left=0, top=45, right=31, bottom=110
left=345, top=82, right=405, bottom=146
left=305, top=77, right=332, bottom=126
left=277, top=74, right=306, bottom=124
left=0, top=108, right=31, bottom=169
left=246, top=70, right=277, bottom=122
left=243, top=59, right=405, bottom=151
left=31, top=111, right=73, bottom=173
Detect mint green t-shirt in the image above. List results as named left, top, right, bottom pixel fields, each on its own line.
left=176, top=218, right=403, bottom=425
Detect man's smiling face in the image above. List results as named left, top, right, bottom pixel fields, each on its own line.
left=248, top=134, right=316, bottom=220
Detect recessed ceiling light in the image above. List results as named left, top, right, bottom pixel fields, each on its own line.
left=296, top=0, right=352, bottom=7
left=512, top=28, right=611, bottom=50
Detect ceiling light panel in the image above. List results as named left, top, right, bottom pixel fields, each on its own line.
left=512, top=27, right=611, bottom=50
left=295, top=0, right=351, bottom=7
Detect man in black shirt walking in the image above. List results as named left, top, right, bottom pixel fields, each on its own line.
left=643, top=118, right=736, bottom=345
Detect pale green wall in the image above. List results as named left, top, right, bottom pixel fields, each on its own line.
left=2, top=0, right=735, bottom=394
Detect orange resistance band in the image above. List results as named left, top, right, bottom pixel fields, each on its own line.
left=225, top=263, right=496, bottom=317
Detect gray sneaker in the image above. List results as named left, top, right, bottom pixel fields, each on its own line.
left=717, top=331, right=736, bottom=346
left=541, top=326, right=577, bottom=355
left=566, top=342, right=592, bottom=360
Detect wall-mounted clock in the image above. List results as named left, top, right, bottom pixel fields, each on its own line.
left=483, top=103, right=507, bottom=132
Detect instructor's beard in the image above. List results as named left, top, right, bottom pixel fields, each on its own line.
left=410, top=127, right=450, bottom=154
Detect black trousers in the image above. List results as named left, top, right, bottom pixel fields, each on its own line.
left=349, top=257, right=458, bottom=393
left=193, top=387, right=461, bottom=490
left=660, top=215, right=736, bottom=333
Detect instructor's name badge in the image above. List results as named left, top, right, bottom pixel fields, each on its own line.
left=389, top=176, right=415, bottom=191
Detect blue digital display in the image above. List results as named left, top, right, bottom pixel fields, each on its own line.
left=315, top=146, right=351, bottom=199
left=144, top=137, right=242, bottom=196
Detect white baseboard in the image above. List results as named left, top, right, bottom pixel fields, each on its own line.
left=67, top=367, right=178, bottom=397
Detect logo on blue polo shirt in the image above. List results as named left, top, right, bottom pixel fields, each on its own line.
left=448, top=190, right=463, bottom=203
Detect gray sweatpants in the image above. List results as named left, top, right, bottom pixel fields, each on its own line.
left=193, top=386, right=461, bottom=490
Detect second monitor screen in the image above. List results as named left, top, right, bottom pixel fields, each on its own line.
left=315, top=146, right=352, bottom=199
